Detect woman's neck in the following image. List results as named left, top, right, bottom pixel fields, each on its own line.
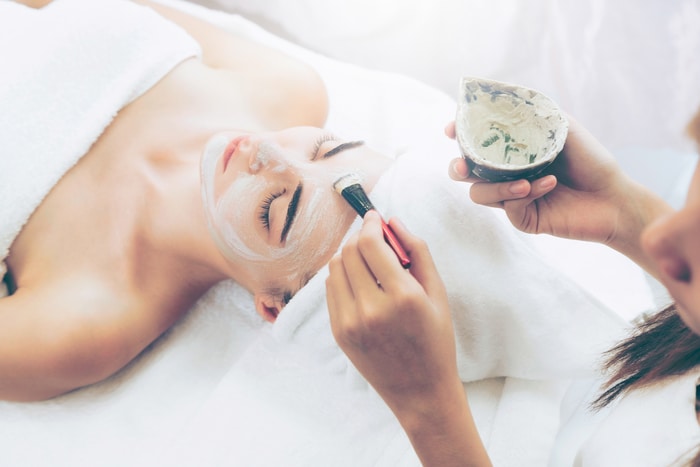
left=101, top=93, right=238, bottom=290
left=132, top=127, right=234, bottom=290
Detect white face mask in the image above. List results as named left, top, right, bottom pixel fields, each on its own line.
left=199, top=128, right=370, bottom=296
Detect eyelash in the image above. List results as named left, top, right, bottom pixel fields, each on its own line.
left=311, top=133, right=336, bottom=160
left=259, top=190, right=285, bottom=230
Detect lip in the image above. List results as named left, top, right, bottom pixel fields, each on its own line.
left=222, top=136, right=246, bottom=173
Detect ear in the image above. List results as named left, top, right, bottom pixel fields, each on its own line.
left=254, top=292, right=281, bottom=323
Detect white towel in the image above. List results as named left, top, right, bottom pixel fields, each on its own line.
left=274, top=151, right=628, bottom=381
left=0, top=0, right=200, bottom=289
left=163, top=150, right=629, bottom=466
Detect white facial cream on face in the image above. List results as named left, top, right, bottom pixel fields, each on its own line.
left=280, top=185, right=338, bottom=267
left=215, top=173, right=270, bottom=262
left=249, top=140, right=274, bottom=172
left=202, top=138, right=288, bottom=263
left=200, top=134, right=350, bottom=286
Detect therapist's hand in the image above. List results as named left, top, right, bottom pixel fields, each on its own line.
left=445, top=117, right=673, bottom=269
left=326, top=211, right=490, bottom=466
left=326, top=211, right=458, bottom=405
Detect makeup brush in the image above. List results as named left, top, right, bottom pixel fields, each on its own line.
left=333, top=173, right=411, bottom=269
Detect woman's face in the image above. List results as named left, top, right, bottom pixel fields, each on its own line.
left=200, top=126, right=391, bottom=321
left=641, top=128, right=700, bottom=333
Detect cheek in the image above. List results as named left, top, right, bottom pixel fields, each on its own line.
left=209, top=174, right=271, bottom=263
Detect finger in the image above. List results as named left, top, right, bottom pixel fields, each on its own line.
left=448, top=158, right=474, bottom=181
left=499, top=176, right=559, bottom=229
left=469, top=179, right=532, bottom=206
left=385, top=217, right=445, bottom=297
left=353, top=211, right=406, bottom=288
left=340, top=227, right=385, bottom=298
left=528, top=175, right=557, bottom=197
left=444, top=121, right=456, bottom=139
left=501, top=176, right=558, bottom=210
left=326, top=254, right=355, bottom=307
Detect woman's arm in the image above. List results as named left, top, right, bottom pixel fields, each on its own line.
left=0, top=277, right=163, bottom=402
left=326, top=211, right=492, bottom=466
left=447, top=117, right=673, bottom=279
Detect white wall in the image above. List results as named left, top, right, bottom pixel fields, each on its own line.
left=192, top=0, right=700, bottom=205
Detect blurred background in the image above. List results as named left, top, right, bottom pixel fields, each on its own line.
left=191, top=0, right=700, bottom=208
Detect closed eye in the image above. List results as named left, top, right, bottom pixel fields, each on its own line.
left=280, top=183, right=302, bottom=243
left=259, top=190, right=285, bottom=230
left=310, top=133, right=336, bottom=160
left=310, top=133, right=364, bottom=161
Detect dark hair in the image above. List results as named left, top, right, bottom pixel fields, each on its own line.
left=594, top=304, right=700, bottom=407
left=594, top=304, right=700, bottom=465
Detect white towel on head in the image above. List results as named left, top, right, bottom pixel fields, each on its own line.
left=0, top=0, right=200, bottom=289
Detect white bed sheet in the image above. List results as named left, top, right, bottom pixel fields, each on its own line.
left=0, top=1, right=669, bottom=466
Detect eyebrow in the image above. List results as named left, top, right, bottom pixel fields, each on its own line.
left=322, top=140, right=364, bottom=159
left=281, top=182, right=303, bottom=243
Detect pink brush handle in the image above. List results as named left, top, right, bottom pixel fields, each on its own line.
left=380, top=220, right=411, bottom=269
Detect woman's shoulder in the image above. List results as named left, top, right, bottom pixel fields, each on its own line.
left=137, top=0, right=329, bottom=129
left=0, top=270, right=168, bottom=401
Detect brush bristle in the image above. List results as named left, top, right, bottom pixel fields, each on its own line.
left=333, top=173, right=374, bottom=217
left=332, top=173, right=363, bottom=193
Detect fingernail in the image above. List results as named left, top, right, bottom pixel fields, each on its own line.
left=537, top=176, right=556, bottom=190
left=509, top=180, right=529, bottom=195
left=450, top=159, right=469, bottom=179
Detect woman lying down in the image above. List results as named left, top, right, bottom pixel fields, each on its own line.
left=2, top=0, right=624, bottom=447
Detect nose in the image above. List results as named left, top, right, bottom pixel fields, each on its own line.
left=641, top=210, right=694, bottom=284
left=244, top=139, right=292, bottom=175
left=230, top=137, right=258, bottom=171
